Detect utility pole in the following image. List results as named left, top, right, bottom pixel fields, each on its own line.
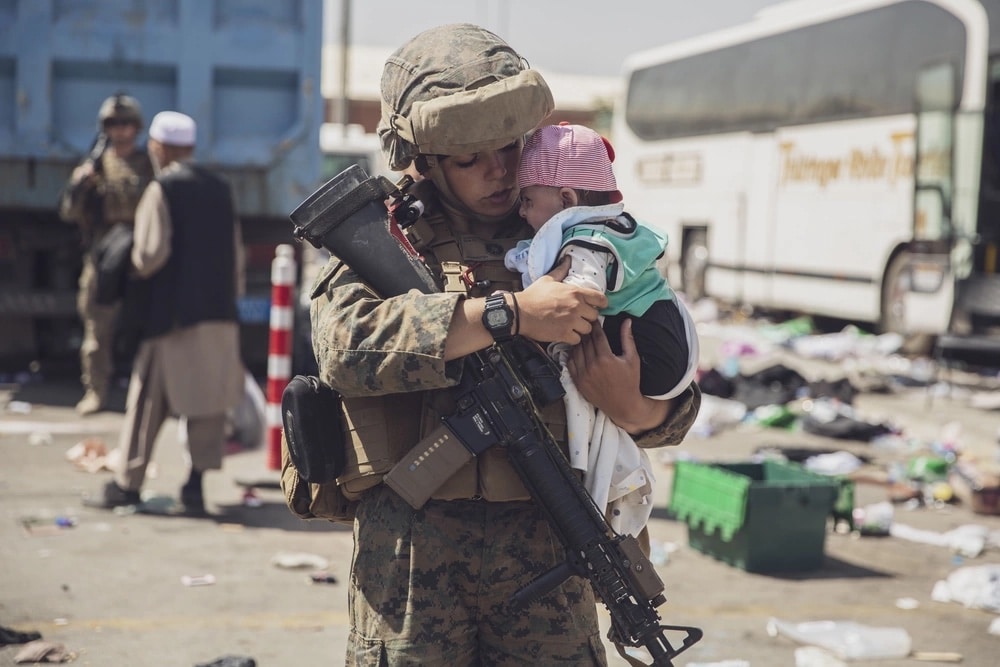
left=337, top=0, right=351, bottom=140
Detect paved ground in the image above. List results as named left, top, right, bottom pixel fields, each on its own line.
left=1, top=327, right=1000, bottom=666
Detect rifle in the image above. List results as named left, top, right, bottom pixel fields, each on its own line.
left=78, top=130, right=109, bottom=247
left=288, top=165, right=703, bottom=666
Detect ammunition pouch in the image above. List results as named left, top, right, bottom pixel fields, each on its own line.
left=281, top=375, right=345, bottom=484
left=279, top=375, right=355, bottom=523
left=279, top=374, right=425, bottom=522
left=280, top=432, right=356, bottom=524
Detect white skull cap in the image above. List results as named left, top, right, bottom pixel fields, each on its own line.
left=149, top=111, right=196, bottom=147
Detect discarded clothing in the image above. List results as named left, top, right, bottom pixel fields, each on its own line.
left=802, top=412, right=893, bottom=441
left=697, top=368, right=735, bottom=398
left=800, top=398, right=894, bottom=442
left=731, top=364, right=809, bottom=409
left=195, top=656, right=257, bottom=667
left=807, top=377, right=858, bottom=404
left=0, top=625, right=41, bottom=645
left=13, top=640, right=72, bottom=663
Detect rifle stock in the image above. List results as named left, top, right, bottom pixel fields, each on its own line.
left=288, top=165, right=702, bottom=666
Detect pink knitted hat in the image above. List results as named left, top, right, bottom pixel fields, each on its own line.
left=517, top=123, right=622, bottom=203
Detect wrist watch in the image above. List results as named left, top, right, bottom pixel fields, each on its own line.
left=481, top=292, right=514, bottom=342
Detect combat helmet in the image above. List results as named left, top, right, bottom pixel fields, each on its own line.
left=97, top=93, right=143, bottom=129
left=377, top=23, right=554, bottom=172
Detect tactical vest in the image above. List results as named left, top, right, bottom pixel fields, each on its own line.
left=333, top=192, right=569, bottom=503
left=98, top=149, right=154, bottom=228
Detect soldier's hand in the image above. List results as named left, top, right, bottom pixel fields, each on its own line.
left=567, top=318, right=671, bottom=434
left=72, top=162, right=96, bottom=185
left=516, top=257, right=607, bottom=345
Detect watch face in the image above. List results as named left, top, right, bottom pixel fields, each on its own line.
left=486, top=308, right=510, bottom=328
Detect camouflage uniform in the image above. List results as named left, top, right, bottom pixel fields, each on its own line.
left=60, top=98, right=154, bottom=414
left=308, top=24, right=702, bottom=666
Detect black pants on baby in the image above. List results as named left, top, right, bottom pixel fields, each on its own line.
left=602, top=298, right=689, bottom=398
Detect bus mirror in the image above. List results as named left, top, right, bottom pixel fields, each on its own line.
left=917, top=63, right=955, bottom=110
left=914, top=186, right=948, bottom=241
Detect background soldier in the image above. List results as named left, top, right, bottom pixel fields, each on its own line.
left=59, top=93, right=154, bottom=415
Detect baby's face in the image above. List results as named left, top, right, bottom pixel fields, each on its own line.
left=517, top=184, right=565, bottom=231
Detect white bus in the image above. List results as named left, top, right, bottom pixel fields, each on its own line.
left=612, top=0, right=1000, bottom=347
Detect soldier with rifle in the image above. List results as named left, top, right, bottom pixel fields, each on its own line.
left=302, top=24, right=702, bottom=666
left=59, top=93, right=154, bottom=415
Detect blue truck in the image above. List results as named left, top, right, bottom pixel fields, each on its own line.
left=0, top=0, right=324, bottom=376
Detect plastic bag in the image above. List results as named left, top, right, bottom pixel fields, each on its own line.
left=229, top=370, right=267, bottom=450
left=767, top=617, right=911, bottom=660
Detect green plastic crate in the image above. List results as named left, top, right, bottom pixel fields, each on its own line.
left=669, top=460, right=841, bottom=572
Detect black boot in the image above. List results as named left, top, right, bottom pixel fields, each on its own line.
left=83, top=480, right=141, bottom=509
left=177, top=469, right=206, bottom=516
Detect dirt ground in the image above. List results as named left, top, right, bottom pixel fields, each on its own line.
left=1, top=317, right=999, bottom=666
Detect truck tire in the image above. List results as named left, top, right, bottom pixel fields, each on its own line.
left=880, top=251, right=933, bottom=355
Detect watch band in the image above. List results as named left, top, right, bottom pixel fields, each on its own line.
left=481, top=292, right=514, bottom=342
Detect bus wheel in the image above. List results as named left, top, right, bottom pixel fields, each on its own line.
left=880, top=252, right=933, bottom=355
left=681, top=230, right=708, bottom=302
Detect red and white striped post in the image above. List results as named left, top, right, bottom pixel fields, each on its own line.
left=266, top=244, right=296, bottom=470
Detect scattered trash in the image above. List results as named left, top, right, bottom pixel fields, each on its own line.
left=852, top=501, right=893, bottom=536
left=969, top=391, right=1000, bottom=410
left=989, top=617, right=1000, bottom=636
left=767, top=617, right=912, bottom=660
left=13, top=640, right=74, bottom=663
left=181, top=574, right=217, bottom=587
left=647, top=539, right=676, bottom=566
left=949, top=461, right=1000, bottom=515
left=65, top=438, right=113, bottom=473
left=907, top=455, right=950, bottom=483
left=911, top=651, right=963, bottom=662
left=930, top=564, right=1000, bottom=612
left=308, top=571, right=338, bottom=585
left=28, top=431, right=52, bottom=446
left=689, top=394, right=747, bottom=438
left=271, top=551, right=329, bottom=570
left=194, top=656, right=257, bottom=667
left=6, top=400, right=32, bottom=414
left=20, top=516, right=75, bottom=537
left=894, top=597, right=920, bottom=610
left=242, top=488, right=263, bottom=508
left=803, top=450, right=865, bottom=476
left=890, top=523, right=989, bottom=558
left=800, top=398, right=894, bottom=442
left=227, top=369, right=267, bottom=451
left=752, top=403, right=798, bottom=429
left=788, top=326, right=902, bottom=362
left=794, top=646, right=846, bottom=667
left=734, top=364, right=809, bottom=410
left=760, top=315, right=815, bottom=344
